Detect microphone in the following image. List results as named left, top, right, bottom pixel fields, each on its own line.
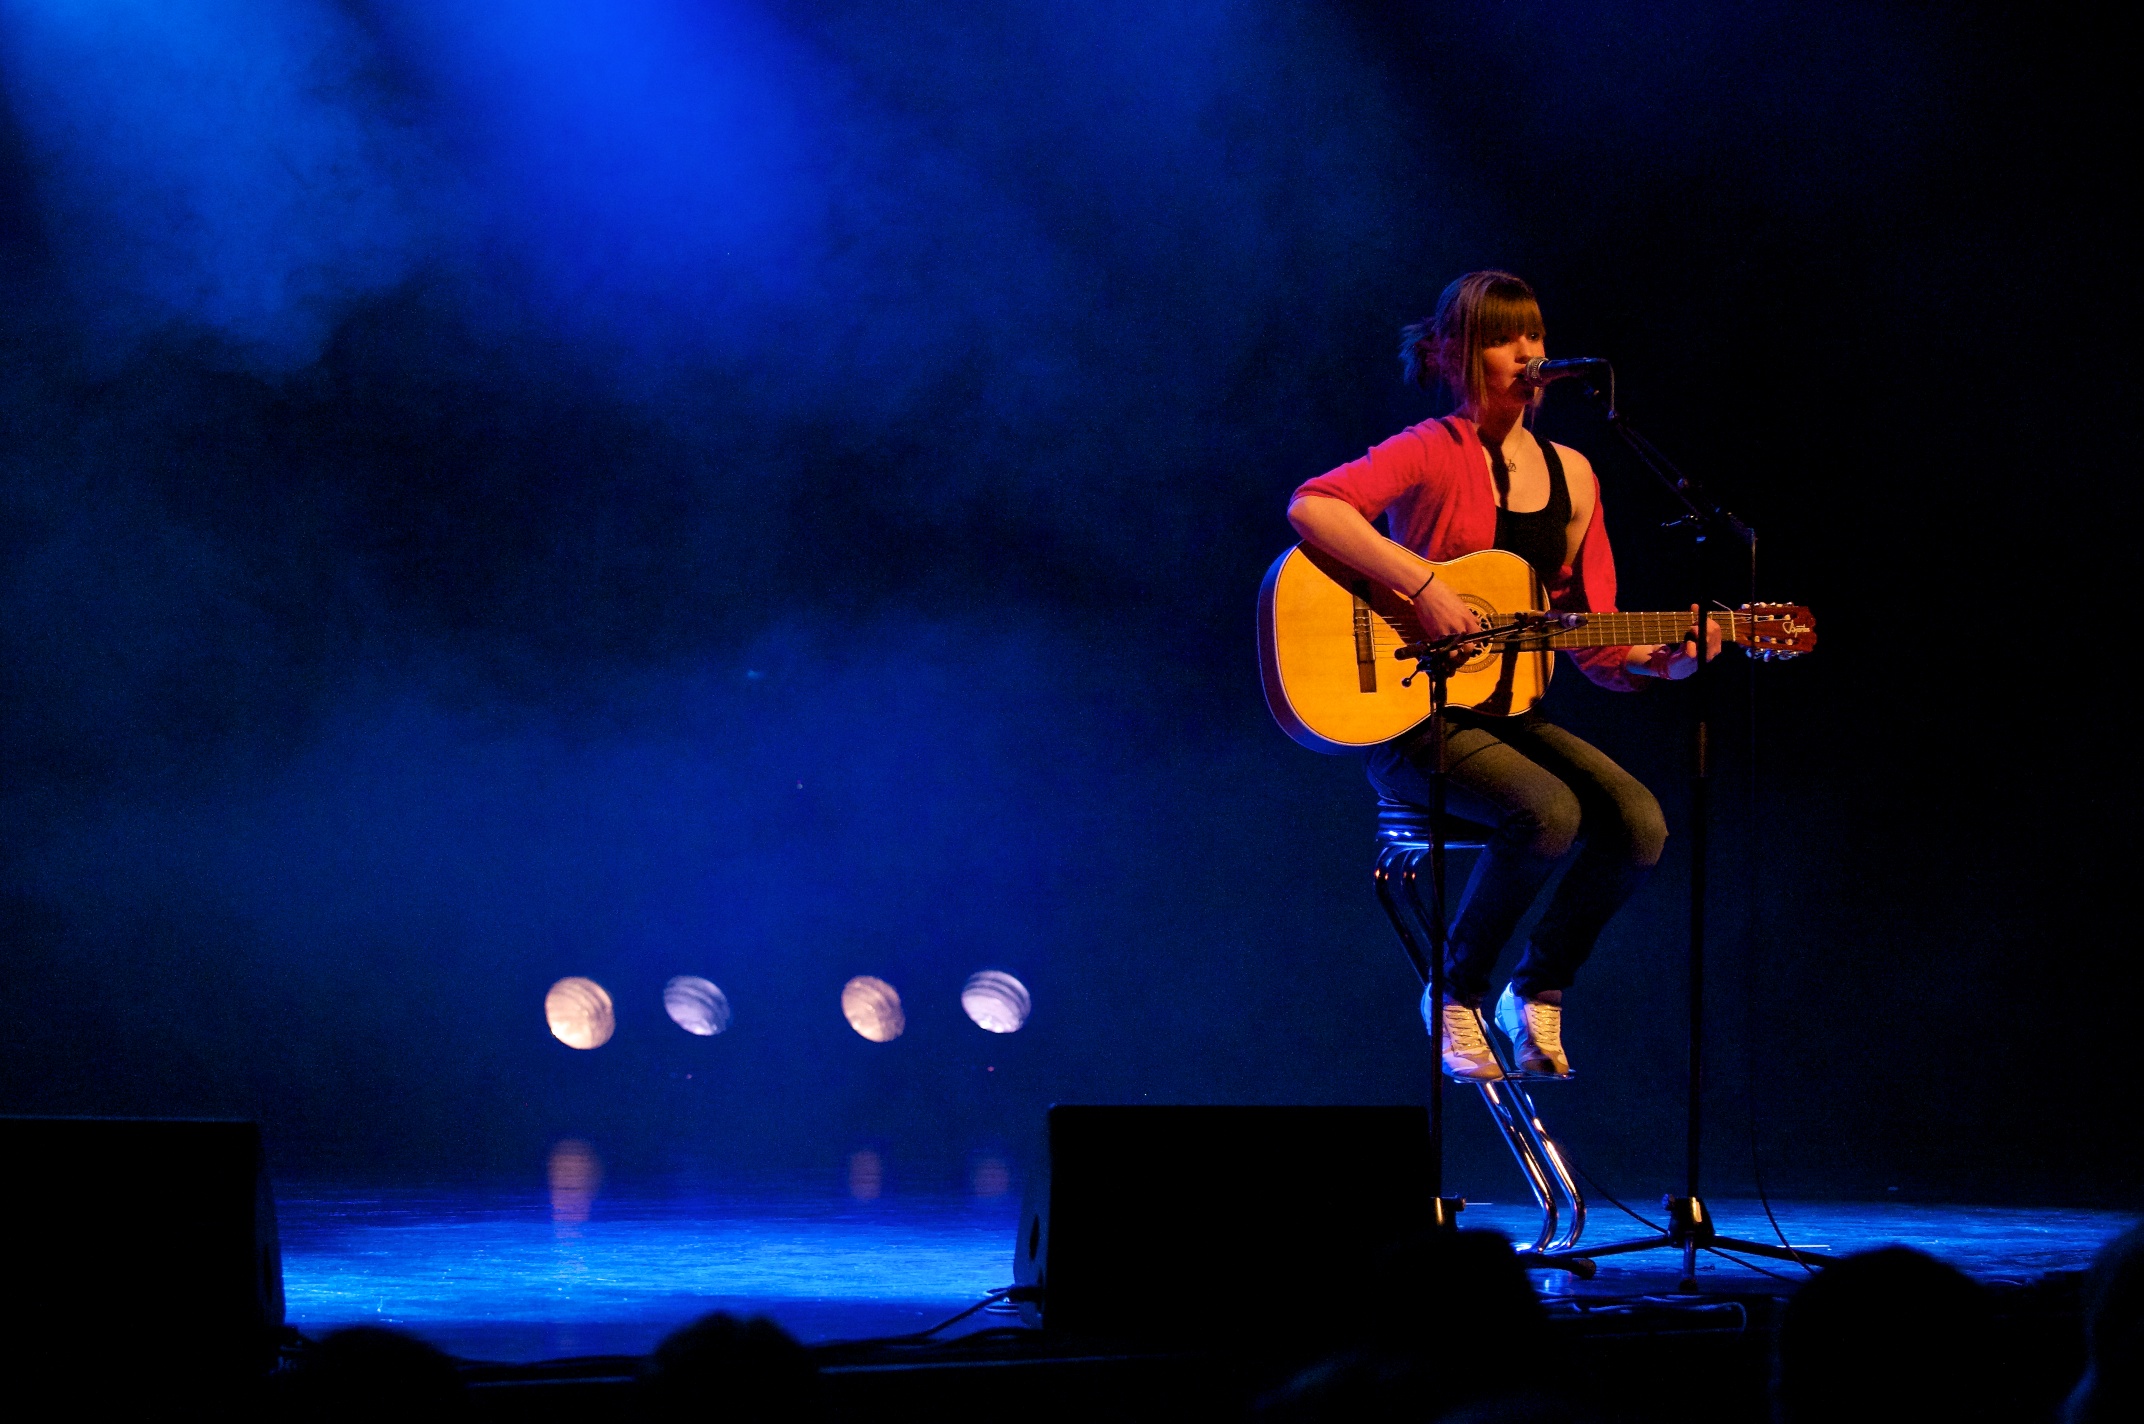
left=1521, top=356, right=1609, bottom=386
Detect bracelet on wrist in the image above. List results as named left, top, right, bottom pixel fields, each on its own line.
left=1409, top=570, right=1436, bottom=599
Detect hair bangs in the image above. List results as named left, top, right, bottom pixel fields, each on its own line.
left=1474, top=283, right=1544, bottom=348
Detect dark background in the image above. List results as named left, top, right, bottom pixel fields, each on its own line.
left=2, top=2, right=2133, bottom=1204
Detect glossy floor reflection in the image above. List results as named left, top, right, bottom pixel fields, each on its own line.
left=278, top=1184, right=2136, bottom=1363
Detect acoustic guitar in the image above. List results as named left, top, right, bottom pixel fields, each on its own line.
left=1257, top=543, right=1816, bottom=753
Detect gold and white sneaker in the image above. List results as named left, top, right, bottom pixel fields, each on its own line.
left=1495, top=985, right=1572, bottom=1079
left=1422, top=990, right=1503, bottom=1081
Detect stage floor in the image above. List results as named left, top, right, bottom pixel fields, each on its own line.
left=277, top=1180, right=2136, bottom=1363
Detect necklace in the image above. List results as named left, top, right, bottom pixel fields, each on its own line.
left=1484, top=430, right=1521, bottom=506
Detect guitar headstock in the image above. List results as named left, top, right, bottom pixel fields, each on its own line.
left=1733, top=603, right=1816, bottom=661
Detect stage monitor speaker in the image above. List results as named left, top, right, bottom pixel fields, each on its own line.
left=1015, top=1104, right=1434, bottom=1345
left=0, top=1117, right=284, bottom=1388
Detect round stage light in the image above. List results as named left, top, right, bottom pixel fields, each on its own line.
left=663, top=975, right=732, bottom=1036
left=841, top=975, right=905, bottom=1042
left=545, top=976, right=615, bottom=1049
left=960, top=970, right=1031, bottom=1034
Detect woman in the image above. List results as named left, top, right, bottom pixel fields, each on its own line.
left=1288, top=271, right=1718, bottom=1082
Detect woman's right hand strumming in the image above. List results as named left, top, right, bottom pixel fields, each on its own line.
left=1286, top=493, right=1485, bottom=644
left=1411, top=575, right=1483, bottom=643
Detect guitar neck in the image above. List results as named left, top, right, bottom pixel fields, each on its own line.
left=1533, top=610, right=1729, bottom=649
left=1382, top=609, right=1726, bottom=650
left=1379, top=604, right=1816, bottom=658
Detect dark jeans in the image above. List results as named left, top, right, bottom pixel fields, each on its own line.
left=1367, top=713, right=1667, bottom=1006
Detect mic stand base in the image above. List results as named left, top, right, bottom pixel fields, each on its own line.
left=1542, top=1196, right=1825, bottom=1291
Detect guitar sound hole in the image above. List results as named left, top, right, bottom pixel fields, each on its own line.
left=1458, top=597, right=1500, bottom=673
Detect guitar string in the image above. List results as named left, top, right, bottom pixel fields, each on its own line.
left=1361, top=613, right=1749, bottom=628
left=1363, top=613, right=1732, bottom=630
left=1364, top=627, right=1732, bottom=644
left=1362, top=613, right=1750, bottom=650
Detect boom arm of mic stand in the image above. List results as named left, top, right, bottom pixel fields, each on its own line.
left=1574, top=377, right=1755, bottom=549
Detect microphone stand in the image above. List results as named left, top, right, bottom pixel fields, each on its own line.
left=1549, top=373, right=1821, bottom=1287
left=1410, top=639, right=1464, bottom=1231
left=1397, top=614, right=1577, bottom=1232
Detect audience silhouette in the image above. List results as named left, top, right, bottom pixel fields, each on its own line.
left=640, top=1310, right=820, bottom=1421
left=2065, top=1221, right=2143, bottom=1424
left=275, top=1325, right=466, bottom=1419
left=1257, top=1229, right=1564, bottom=1422
left=1774, top=1246, right=1996, bottom=1424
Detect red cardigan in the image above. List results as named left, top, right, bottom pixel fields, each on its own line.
left=1292, top=416, right=1640, bottom=692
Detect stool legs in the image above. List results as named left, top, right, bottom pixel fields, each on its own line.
left=1373, top=844, right=1434, bottom=984
left=1375, top=843, right=1588, bottom=1261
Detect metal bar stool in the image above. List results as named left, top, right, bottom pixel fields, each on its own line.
left=1373, top=796, right=1590, bottom=1265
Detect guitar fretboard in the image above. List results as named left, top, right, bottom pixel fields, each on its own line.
left=1535, top=611, right=1728, bottom=650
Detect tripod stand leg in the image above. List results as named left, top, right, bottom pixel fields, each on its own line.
left=1565, top=1195, right=1825, bottom=1285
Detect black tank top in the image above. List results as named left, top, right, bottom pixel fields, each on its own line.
left=1488, top=434, right=1570, bottom=583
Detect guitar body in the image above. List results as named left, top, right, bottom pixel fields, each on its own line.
left=1259, top=544, right=1554, bottom=752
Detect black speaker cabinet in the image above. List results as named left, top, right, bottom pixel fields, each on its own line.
left=0, top=1117, right=284, bottom=1385
left=1015, top=1105, right=1434, bottom=1344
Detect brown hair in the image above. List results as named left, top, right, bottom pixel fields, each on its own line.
left=1400, top=271, right=1545, bottom=411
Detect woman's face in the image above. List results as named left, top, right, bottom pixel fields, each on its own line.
left=1478, top=328, right=1547, bottom=408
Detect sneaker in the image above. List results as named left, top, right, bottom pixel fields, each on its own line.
left=1421, top=988, right=1503, bottom=1080
left=1495, top=984, right=1571, bottom=1078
